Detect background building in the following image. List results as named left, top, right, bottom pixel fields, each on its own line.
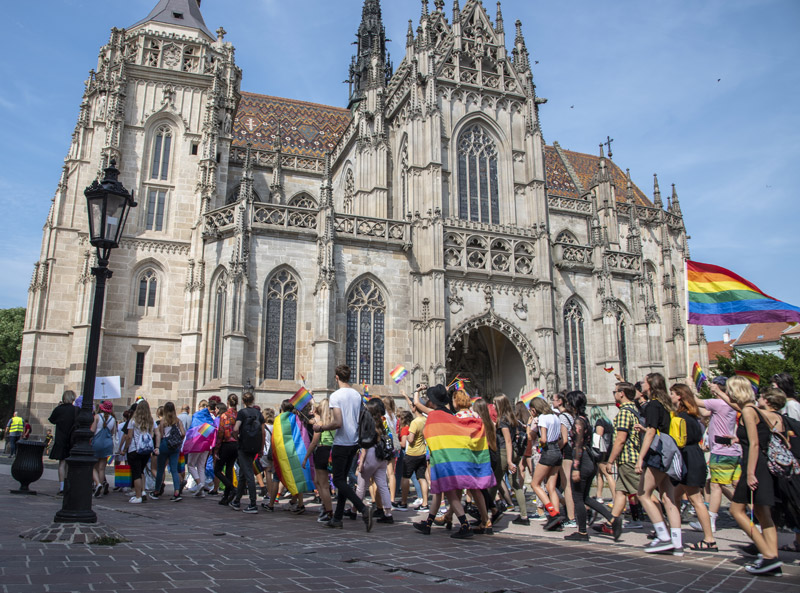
left=17, top=0, right=707, bottom=429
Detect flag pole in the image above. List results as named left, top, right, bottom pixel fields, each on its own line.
left=684, top=258, right=691, bottom=382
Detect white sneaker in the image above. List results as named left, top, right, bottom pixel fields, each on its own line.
left=689, top=520, right=703, bottom=532
left=624, top=521, right=643, bottom=529
left=128, top=496, right=143, bottom=504
left=595, top=497, right=604, bottom=504
left=410, top=498, right=423, bottom=509
left=193, top=487, right=206, bottom=498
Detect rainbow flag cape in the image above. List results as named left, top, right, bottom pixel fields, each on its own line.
left=736, top=370, right=761, bottom=389
left=423, top=410, right=496, bottom=494
left=687, top=260, right=800, bottom=325
left=290, top=387, right=313, bottom=412
left=692, top=362, right=708, bottom=391
left=390, top=365, right=408, bottom=384
left=182, top=408, right=217, bottom=453
left=520, top=389, right=542, bottom=407
left=272, top=412, right=315, bottom=496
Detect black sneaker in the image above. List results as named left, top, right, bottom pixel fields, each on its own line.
left=229, top=501, right=241, bottom=511
left=243, top=505, right=258, bottom=514
left=512, top=515, right=530, bottom=526
left=219, top=495, right=230, bottom=506
left=376, top=515, right=394, bottom=524
left=325, top=519, right=343, bottom=529
left=261, top=502, right=274, bottom=511
left=413, top=521, right=431, bottom=535
left=418, top=505, right=430, bottom=512
left=544, top=514, right=564, bottom=531
left=343, top=508, right=358, bottom=520
left=171, top=493, right=182, bottom=502
left=611, top=515, right=623, bottom=542
left=363, top=506, right=374, bottom=532
left=465, top=503, right=481, bottom=520
left=745, top=557, right=783, bottom=575
left=374, top=508, right=385, bottom=519
left=450, top=523, right=473, bottom=539
left=564, top=531, right=590, bottom=541
left=103, top=482, right=109, bottom=495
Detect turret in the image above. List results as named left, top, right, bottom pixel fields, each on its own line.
left=670, top=184, right=682, bottom=217
left=626, top=169, right=642, bottom=254
left=130, top=0, right=215, bottom=39
left=512, top=20, right=530, bottom=73
left=348, top=0, right=391, bottom=109
left=653, top=173, right=663, bottom=209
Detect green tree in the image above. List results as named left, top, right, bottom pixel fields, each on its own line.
left=0, top=307, right=25, bottom=419
left=714, top=336, right=800, bottom=390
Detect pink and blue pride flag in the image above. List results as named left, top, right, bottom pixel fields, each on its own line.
left=423, top=409, right=495, bottom=494
left=289, top=386, right=313, bottom=412
left=389, top=365, right=408, bottom=384
left=520, top=389, right=542, bottom=407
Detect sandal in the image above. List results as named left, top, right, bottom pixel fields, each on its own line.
left=690, top=540, right=718, bottom=552
left=779, top=542, right=800, bottom=553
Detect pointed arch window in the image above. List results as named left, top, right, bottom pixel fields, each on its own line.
left=211, top=273, right=228, bottom=380
left=457, top=124, right=500, bottom=224
left=137, top=269, right=158, bottom=310
left=288, top=193, right=317, bottom=209
left=150, top=125, right=172, bottom=180
left=346, top=278, right=386, bottom=384
left=263, top=270, right=299, bottom=381
left=617, top=312, right=629, bottom=382
left=564, top=298, right=587, bottom=391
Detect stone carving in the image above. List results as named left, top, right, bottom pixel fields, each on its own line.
left=513, top=293, right=528, bottom=320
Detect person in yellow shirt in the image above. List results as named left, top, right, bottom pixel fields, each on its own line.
left=399, top=397, right=429, bottom=511
left=5, top=412, right=24, bottom=457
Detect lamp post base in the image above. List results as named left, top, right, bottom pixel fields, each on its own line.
left=53, top=427, right=98, bottom=524
left=21, top=521, right=127, bottom=544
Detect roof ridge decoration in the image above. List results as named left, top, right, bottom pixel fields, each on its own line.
left=130, top=0, right=215, bottom=39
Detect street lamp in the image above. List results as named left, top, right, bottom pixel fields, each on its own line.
left=54, top=159, right=136, bottom=524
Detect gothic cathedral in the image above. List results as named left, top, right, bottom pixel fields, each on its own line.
left=18, top=0, right=708, bottom=427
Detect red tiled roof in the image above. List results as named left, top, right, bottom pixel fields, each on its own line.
left=734, top=322, right=794, bottom=346
left=556, top=147, right=651, bottom=206
left=784, top=324, right=800, bottom=337
left=233, top=92, right=351, bottom=158
left=707, top=340, right=733, bottom=361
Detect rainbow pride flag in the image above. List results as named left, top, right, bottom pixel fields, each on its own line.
left=603, top=367, right=615, bottom=374
left=389, top=365, right=408, bottom=384
left=182, top=409, right=217, bottom=453
left=687, top=260, right=800, bottom=325
left=453, top=380, right=467, bottom=392
left=520, top=389, right=542, bottom=407
left=290, top=387, right=313, bottom=412
left=272, top=412, right=315, bottom=496
left=114, top=462, right=131, bottom=489
left=423, top=410, right=495, bottom=494
left=362, top=382, right=370, bottom=404
left=692, top=362, right=708, bottom=391
left=736, top=370, right=761, bottom=389
left=198, top=423, right=215, bottom=437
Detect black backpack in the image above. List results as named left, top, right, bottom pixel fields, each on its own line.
left=512, top=421, right=528, bottom=458
left=165, top=424, right=183, bottom=450
left=357, top=405, right=378, bottom=448
left=374, top=431, right=395, bottom=460
left=240, top=410, right=262, bottom=454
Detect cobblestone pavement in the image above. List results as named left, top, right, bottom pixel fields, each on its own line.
left=1, top=463, right=798, bottom=593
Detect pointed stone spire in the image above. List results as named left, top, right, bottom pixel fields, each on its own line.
left=434, top=0, right=445, bottom=11
left=671, top=183, right=682, bottom=216
left=130, top=0, right=215, bottom=39
left=421, top=0, right=429, bottom=19
left=495, top=1, right=505, bottom=33
left=653, top=173, right=663, bottom=209
left=348, top=0, right=388, bottom=109
left=407, top=20, right=415, bottom=47
left=626, top=169, right=642, bottom=254
left=270, top=125, right=284, bottom=201
left=236, top=142, right=254, bottom=202
left=453, top=0, right=461, bottom=22
left=512, top=20, right=530, bottom=72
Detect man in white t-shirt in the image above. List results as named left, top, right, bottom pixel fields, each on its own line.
left=314, top=364, right=372, bottom=531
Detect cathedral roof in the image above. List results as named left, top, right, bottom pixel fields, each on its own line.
left=232, top=92, right=351, bottom=159
left=130, top=0, right=215, bottom=39
left=544, top=145, right=652, bottom=207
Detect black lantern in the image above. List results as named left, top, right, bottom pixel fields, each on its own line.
left=54, top=159, right=136, bottom=524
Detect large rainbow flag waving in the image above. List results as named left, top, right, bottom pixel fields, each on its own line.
left=272, top=412, right=315, bottom=496
left=687, top=260, right=800, bottom=325
left=182, top=408, right=217, bottom=454
left=423, top=410, right=496, bottom=494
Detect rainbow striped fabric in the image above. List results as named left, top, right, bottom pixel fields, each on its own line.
left=736, top=370, right=761, bottom=389
left=692, top=362, right=708, bottom=391
left=114, top=462, right=131, bottom=489
left=453, top=380, right=467, bottom=392
left=272, top=412, right=315, bottom=496
left=423, top=410, right=495, bottom=494
left=520, top=389, right=542, bottom=407
left=198, top=423, right=215, bottom=437
left=182, top=409, right=217, bottom=453
left=389, top=365, right=408, bottom=384
left=687, top=260, right=800, bottom=325
left=290, top=387, right=313, bottom=412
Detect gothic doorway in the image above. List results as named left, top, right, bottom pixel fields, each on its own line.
left=446, top=326, right=526, bottom=401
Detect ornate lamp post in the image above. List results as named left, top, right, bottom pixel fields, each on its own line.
left=54, top=160, right=136, bottom=523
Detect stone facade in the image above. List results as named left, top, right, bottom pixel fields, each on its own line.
left=17, top=0, right=707, bottom=430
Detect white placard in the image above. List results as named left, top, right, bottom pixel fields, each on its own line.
left=94, top=376, right=122, bottom=399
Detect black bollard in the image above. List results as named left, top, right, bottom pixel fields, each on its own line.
left=10, top=440, right=45, bottom=494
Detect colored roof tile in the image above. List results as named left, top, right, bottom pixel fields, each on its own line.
left=558, top=147, right=651, bottom=207
left=707, top=340, right=733, bottom=361
left=233, top=92, right=351, bottom=159
left=734, top=322, right=794, bottom=346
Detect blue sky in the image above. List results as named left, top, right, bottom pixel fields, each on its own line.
left=1, top=0, right=798, bottom=344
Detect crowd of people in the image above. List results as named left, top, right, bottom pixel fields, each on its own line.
left=44, top=365, right=800, bottom=577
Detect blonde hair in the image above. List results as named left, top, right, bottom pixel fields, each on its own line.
left=761, top=387, right=787, bottom=411
left=531, top=397, right=552, bottom=416
left=317, top=399, right=333, bottom=426
left=381, top=396, right=396, bottom=415
left=727, top=375, right=755, bottom=408
left=132, top=400, right=154, bottom=432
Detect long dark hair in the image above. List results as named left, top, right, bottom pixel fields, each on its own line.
left=473, top=399, right=497, bottom=452
left=366, top=398, right=386, bottom=435
left=494, top=394, right=518, bottom=427
left=646, top=372, right=673, bottom=412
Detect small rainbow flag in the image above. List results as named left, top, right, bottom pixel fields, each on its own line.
left=453, top=379, right=467, bottom=392
left=604, top=367, right=615, bottom=374
left=272, top=412, right=315, bottom=496
left=692, top=362, right=708, bottom=391
left=688, top=260, right=800, bottom=325
left=198, top=422, right=215, bottom=438
left=389, top=365, right=408, bottom=384
left=470, top=395, right=481, bottom=403
left=520, top=389, right=542, bottom=407
left=736, top=370, right=761, bottom=389
left=423, top=410, right=495, bottom=493
left=362, top=382, right=370, bottom=404
left=290, top=386, right=313, bottom=412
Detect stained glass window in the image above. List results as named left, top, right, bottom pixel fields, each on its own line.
left=137, top=269, right=157, bottom=309
left=564, top=299, right=587, bottom=391
left=211, top=273, right=227, bottom=380
left=457, top=125, right=499, bottom=224
left=346, top=278, right=386, bottom=384
left=263, top=270, right=298, bottom=381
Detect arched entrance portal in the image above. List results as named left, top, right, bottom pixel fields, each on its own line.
left=447, top=326, right=526, bottom=400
